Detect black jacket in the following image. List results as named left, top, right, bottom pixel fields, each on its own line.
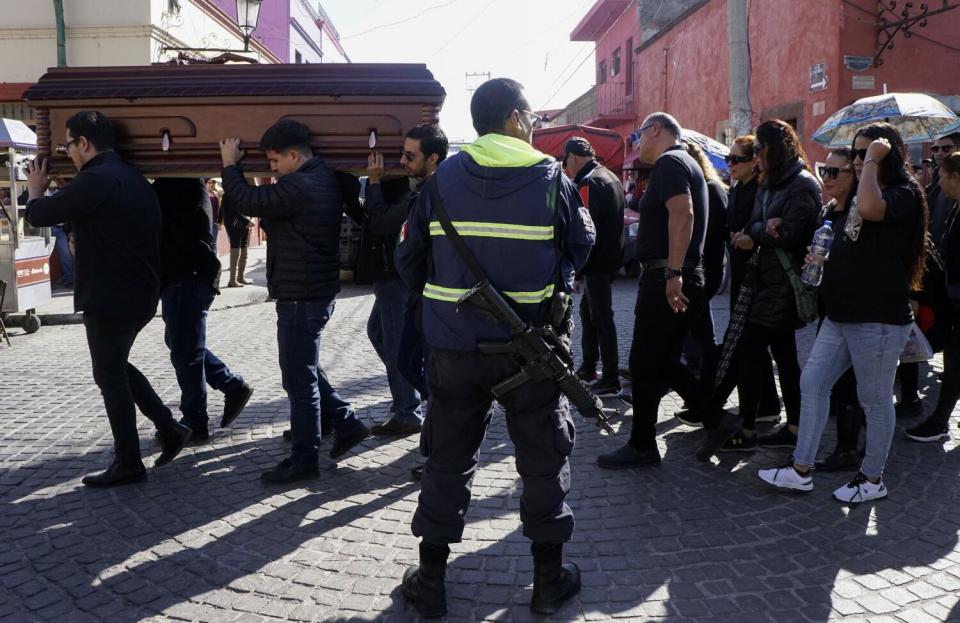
left=221, top=157, right=343, bottom=302
left=25, top=152, right=161, bottom=321
left=153, top=178, right=221, bottom=290
left=344, top=176, right=414, bottom=284
left=574, top=160, right=624, bottom=274
left=745, top=161, right=820, bottom=329
left=726, top=176, right=760, bottom=302
left=703, top=178, right=729, bottom=295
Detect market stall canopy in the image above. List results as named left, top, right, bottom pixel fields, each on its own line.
left=812, top=92, right=960, bottom=148
left=0, top=118, right=36, bottom=150
left=532, top=124, right=624, bottom=175
left=23, top=63, right=446, bottom=177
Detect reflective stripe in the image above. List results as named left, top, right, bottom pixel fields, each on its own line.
left=429, top=220, right=554, bottom=241
left=422, top=282, right=555, bottom=305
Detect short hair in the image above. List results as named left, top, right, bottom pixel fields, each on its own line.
left=406, top=124, right=449, bottom=163
left=259, top=119, right=312, bottom=155
left=937, top=132, right=960, bottom=145
left=564, top=136, right=595, bottom=158
left=66, top=111, right=115, bottom=151
left=470, top=78, right=529, bottom=136
left=641, top=112, right=681, bottom=138
left=943, top=152, right=960, bottom=175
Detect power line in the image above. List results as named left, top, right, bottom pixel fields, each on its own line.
left=540, top=46, right=595, bottom=110
left=341, top=0, right=463, bottom=40
left=430, top=0, right=498, bottom=56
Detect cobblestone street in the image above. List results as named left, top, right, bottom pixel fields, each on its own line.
left=1, top=272, right=959, bottom=622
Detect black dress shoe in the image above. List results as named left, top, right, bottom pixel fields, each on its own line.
left=156, top=422, right=193, bottom=467
left=330, top=424, right=370, bottom=459
left=597, top=444, right=661, bottom=469
left=221, top=382, right=254, bottom=428
left=261, top=458, right=320, bottom=485
left=695, top=412, right=743, bottom=462
left=371, top=417, right=422, bottom=436
left=410, top=465, right=424, bottom=481
left=82, top=460, right=147, bottom=488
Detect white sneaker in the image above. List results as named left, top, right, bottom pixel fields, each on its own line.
left=832, top=473, right=887, bottom=503
left=757, top=463, right=813, bottom=492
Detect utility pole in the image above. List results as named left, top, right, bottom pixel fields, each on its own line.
left=53, top=0, right=67, bottom=67
left=727, top=0, right=751, bottom=139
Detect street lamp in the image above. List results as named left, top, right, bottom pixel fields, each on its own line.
left=160, top=0, right=263, bottom=56
left=236, top=0, right=262, bottom=52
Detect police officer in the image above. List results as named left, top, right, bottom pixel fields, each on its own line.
left=395, top=78, right=595, bottom=618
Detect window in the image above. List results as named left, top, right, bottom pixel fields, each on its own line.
left=612, top=47, right=621, bottom=76
left=295, top=50, right=303, bottom=64
left=598, top=60, right=607, bottom=84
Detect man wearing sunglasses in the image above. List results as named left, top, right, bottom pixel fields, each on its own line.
left=358, top=124, right=448, bottom=437
left=928, top=132, right=960, bottom=249
left=25, top=111, right=192, bottom=487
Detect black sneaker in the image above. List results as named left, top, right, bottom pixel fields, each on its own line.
left=815, top=448, right=860, bottom=472
left=155, top=422, right=193, bottom=467
left=758, top=426, right=798, bottom=449
left=591, top=378, right=622, bottom=397
left=261, top=458, right=319, bottom=484
left=695, top=412, right=742, bottom=461
left=905, top=418, right=950, bottom=442
left=575, top=367, right=598, bottom=384
left=330, top=423, right=370, bottom=460
left=597, top=444, right=661, bottom=469
left=221, top=382, right=254, bottom=428
left=894, top=399, right=922, bottom=419
left=719, top=430, right=757, bottom=453
left=155, top=419, right=208, bottom=444
left=674, top=409, right=704, bottom=428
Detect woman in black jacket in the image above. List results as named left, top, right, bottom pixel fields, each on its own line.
left=727, top=120, right=820, bottom=451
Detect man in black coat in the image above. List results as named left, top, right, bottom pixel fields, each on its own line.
left=220, top=120, right=370, bottom=485
left=25, top=111, right=191, bottom=487
left=153, top=178, right=254, bottom=444
left=563, top=137, right=625, bottom=397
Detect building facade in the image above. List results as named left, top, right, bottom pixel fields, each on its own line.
left=556, top=0, right=960, bottom=167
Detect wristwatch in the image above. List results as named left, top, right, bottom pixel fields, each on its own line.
left=664, top=267, right=683, bottom=280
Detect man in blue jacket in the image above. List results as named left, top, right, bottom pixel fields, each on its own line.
left=26, top=111, right=192, bottom=487
left=395, top=78, right=595, bottom=618
left=220, top=120, right=369, bottom=485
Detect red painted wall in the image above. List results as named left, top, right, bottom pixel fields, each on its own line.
left=580, top=0, right=960, bottom=165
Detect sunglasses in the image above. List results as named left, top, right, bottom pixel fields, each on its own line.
left=55, top=138, right=80, bottom=154
left=725, top=154, right=753, bottom=165
left=931, top=144, right=959, bottom=153
left=850, top=148, right=869, bottom=161
left=519, top=110, right=544, bottom=129
left=818, top=165, right=852, bottom=179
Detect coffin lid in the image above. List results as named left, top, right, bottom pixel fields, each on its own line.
left=23, top=63, right=446, bottom=102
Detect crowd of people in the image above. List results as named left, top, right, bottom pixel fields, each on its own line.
left=17, top=76, right=960, bottom=617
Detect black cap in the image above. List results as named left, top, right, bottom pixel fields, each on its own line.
left=564, top=136, right=595, bottom=157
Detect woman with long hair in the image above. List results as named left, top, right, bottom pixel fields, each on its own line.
left=760, top=122, right=929, bottom=502
left=907, top=150, right=960, bottom=442
left=708, top=120, right=819, bottom=459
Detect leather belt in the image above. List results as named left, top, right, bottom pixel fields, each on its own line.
left=638, top=258, right=703, bottom=271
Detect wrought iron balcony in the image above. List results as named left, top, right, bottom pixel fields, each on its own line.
left=557, top=82, right=634, bottom=127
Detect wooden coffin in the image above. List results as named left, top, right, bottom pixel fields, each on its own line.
left=23, top=63, right=445, bottom=177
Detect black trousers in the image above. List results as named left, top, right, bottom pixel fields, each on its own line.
left=225, top=221, right=250, bottom=249
left=83, top=313, right=176, bottom=467
left=930, top=309, right=960, bottom=424
left=627, top=268, right=706, bottom=450
left=578, top=272, right=619, bottom=381
left=413, top=349, right=575, bottom=545
left=736, top=322, right=801, bottom=431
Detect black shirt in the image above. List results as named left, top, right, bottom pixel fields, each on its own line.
left=635, top=145, right=707, bottom=261
left=820, top=185, right=921, bottom=325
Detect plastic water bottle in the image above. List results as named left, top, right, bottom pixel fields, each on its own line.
left=801, top=221, right=834, bottom=287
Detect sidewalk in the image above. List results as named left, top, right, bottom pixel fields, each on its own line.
left=25, top=246, right=271, bottom=326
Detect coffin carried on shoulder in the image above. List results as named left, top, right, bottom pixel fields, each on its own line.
left=23, top=63, right=446, bottom=177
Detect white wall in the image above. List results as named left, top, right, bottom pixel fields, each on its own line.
left=289, top=0, right=349, bottom=64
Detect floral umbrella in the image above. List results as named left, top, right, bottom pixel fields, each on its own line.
left=812, top=92, right=960, bottom=148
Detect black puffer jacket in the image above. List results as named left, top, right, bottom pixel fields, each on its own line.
left=222, top=157, right=343, bottom=302
left=745, top=161, right=820, bottom=329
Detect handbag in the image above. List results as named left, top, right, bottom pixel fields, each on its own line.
left=761, top=189, right=818, bottom=325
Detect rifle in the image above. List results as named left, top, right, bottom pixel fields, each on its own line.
left=426, top=177, right=617, bottom=434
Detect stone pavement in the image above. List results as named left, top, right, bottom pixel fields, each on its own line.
left=1, top=277, right=959, bottom=622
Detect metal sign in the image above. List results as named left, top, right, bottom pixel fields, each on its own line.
left=844, top=55, right=873, bottom=71
left=852, top=75, right=876, bottom=90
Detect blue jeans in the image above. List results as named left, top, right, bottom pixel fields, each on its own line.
left=161, top=282, right=244, bottom=429
left=52, top=226, right=73, bottom=286
left=367, top=279, right=423, bottom=424
left=277, top=300, right=362, bottom=465
left=794, top=319, right=912, bottom=479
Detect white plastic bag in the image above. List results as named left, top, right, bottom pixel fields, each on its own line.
left=900, top=322, right=934, bottom=363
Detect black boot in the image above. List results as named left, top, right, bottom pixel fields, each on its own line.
left=402, top=541, right=449, bottom=619
left=530, top=542, right=581, bottom=615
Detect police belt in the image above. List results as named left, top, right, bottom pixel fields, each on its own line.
left=638, top=258, right=703, bottom=272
